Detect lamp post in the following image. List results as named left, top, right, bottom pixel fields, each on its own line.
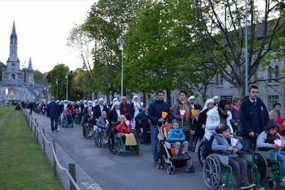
left=65, top=73, right=68, bottom=100
left=56, top=79, right=58, bottom=100
left=119, top=38, right=124, bottom=98
left=82, top=65, right=86, bottom=100
left=245, top=0, right=249, bottom=95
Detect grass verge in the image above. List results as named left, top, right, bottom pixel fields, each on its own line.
left=0, top=107, right=63, bottom=190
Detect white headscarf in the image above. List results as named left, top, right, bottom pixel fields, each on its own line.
left=202, top=99, right=214, bottom=112
left=111, top=101, right=121, bottom=110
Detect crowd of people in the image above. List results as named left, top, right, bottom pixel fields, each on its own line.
left=23, top=84, right=285, bottom=189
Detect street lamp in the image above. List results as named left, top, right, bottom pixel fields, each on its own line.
left=82, top=65, right=86, bottom=100
left=56, top=79, right=58, bottom=100
left=245, top=0, right=249, bottom=95
left=65, top=73, right=68, bottom=100
left=119, top=38, right=124, bottom=98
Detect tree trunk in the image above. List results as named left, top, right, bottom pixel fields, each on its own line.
left=142, top=91, right=146, bottom=106
left=166, top=89, right=171, bottom=107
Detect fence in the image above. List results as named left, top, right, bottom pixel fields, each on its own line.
left=21, top=108, right=81, bottom=190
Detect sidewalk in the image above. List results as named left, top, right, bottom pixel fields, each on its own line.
left=23, top=109, right=102, bottom=190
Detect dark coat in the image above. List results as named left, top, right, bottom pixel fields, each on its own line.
left=93, top=104, right=109, bottom=119
left=120, top=103, right=133, bottom=120
left=47, top=101, right=60, bottom=119
left=83, top=106, right=94, bottom=116
left=194, top=108, right=208, bottom=140
left=135, top=112, right=149, bottom=130
left=108, top=109, right=120, bottom=124
left=148, top=99, right=173, bottom=126
left=239, top=96, right=269, bottom=138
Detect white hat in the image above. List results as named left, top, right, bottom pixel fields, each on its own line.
left=113, top=98, right=118, bottom=102
left=212, top=96, right=219, bottom=100
left=188, top=96, right=195, bottom=100
left=88, top=100, right=92, bottom=103
left=99, top=98, right=104, bottom=102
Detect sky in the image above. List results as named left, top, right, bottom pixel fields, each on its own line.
left=0, top=0, right=96, bottom=73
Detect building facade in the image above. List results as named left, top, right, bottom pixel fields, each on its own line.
left=0, top=21, right=44, bottom=103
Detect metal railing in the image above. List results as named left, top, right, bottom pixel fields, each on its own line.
left=21, top=108, right=81, bottom=190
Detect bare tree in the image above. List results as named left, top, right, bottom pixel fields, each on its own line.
left=195, top=0, right=285, bottom=96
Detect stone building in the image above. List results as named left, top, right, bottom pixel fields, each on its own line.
left=0, top=21, right=44, bottom=103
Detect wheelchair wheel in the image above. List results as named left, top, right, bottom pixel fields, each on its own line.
left=75, top=115, right=81, bottom=124
left=108, top=136, right=115, bottom=154
left=83, top=125, right=89, bottom=138
left=94, top=131, right=99, bottom=146
left=203, top=154, right=221, bottom=190
left=253, top=152, right=268, bottom=184
left=198, top=141, right=208, bottom=166
left=266, top=178, right=277, bottom=190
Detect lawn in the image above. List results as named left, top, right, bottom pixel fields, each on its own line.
left=0, top=107, right=63, bottom=190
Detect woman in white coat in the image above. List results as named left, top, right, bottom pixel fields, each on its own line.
left=204, top=99, right=233, bottom=154
left=131, top=95, right=142, bottom=129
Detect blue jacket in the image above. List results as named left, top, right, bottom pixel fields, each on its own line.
left=167, top=128, right=185, bottom=143
left=47, top=101, right=60, bottom=119
left=148, top=99, right=173, bottom=126
left=212, top=134, right=243, bottom=158
left=257, top=131, right=285, bottom=151
left=239, top=96, right=269, bottom=138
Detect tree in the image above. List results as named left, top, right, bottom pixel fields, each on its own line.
left=195, top=0, right=285, bottom=97
left=80, top=0, right=149, bottom=97
left=34, top=70, right=48, bottom=86
left=0, top=61, right=6, bottom=81
left=124, top=0, right=213, bottom=104
left=46, top=64, right=75, bottom=100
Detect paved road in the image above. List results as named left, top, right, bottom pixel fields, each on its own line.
left=28, top=110, right=206, bottom=190
left=27, top=110, right=281, bottom=190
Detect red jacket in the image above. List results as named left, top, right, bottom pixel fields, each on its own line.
left=116, top=123, right=132, bottom=134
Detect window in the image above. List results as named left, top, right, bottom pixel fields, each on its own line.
left=219, top=74, right=223, bottom=85
left=268, top=66, right=273, bottom=82
left=275, top=65, right=279, bottom=81
left=268, top=95, right=279, bottom=110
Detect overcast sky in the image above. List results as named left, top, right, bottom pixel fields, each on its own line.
left=0, top=0, right=95, bottom=73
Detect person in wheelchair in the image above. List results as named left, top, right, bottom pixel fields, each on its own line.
left=64, top=104, right=73, bottom=126
left=256, top=119, right=285, bottom=184
left=167, top=121, right=189, bottom=159
left=83, top=107, right=95, bottom=138
left=115, top=115, right=137, bottom=150
left=212, top=125, right=256, bottom=190
left=96, top=111, right=109, bottom=144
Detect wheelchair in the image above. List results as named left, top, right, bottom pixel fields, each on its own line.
left=93, top=126, right=106, bottom=147
left=203, top=150, right=266, bottom=190
left=108, top=123, right=140, bottom=156
left=255, top=151, right=285, bottom=190
left=200, top=134, right=266, bottom=190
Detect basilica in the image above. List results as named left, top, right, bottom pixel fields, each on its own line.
left=0, top=21, right=44, bottom=103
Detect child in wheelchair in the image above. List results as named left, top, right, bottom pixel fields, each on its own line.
left=212, top=125, right=255, bottom=190
left=256, top=119, right=285, bottom=184
left=167, top=121, right=189, bottom=159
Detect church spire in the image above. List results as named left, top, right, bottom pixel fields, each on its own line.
left=27, top=57, right=33, bottom=70
left=8, top=20, right=18, bottom=62
left=10, top=20, right=17, bottom=44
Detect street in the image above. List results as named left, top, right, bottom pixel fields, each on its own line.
left=29, top=110, right=206, bottom=190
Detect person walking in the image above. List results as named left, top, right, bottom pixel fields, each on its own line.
left=148, top=90, right=174, bottom=163
left=47, top=97, right=60, bottom=132
left=239, top=84, right=269, bottom=150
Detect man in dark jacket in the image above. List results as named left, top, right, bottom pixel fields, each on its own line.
left=148, top=90, right=174, bottom=162
left=47, top=97, right=60, bottom=132
left=93, top=98, right=109, bottom=120
left=239, top=84, right=269, bottom=150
